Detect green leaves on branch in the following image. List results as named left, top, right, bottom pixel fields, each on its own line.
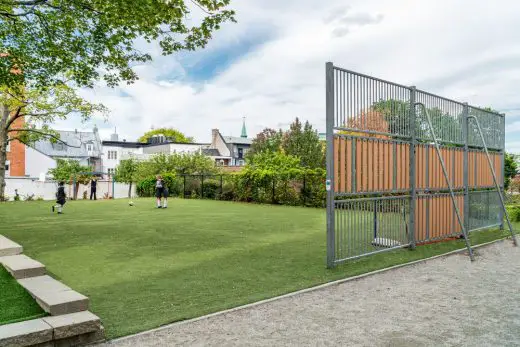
left=248, top=118, right=325, bottom=169
left=1, top=0, right=236, bottom=89
left=1, top=83, right=107, bottom=145
left=138, top=128, right=194, bottom=144
left=48, top=159, right=92, bottom=184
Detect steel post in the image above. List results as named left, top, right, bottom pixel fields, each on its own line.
left=326, top=62, right=336, bottom=268
left=408, top=87, right=417, bottom=249
left=463, top=103, right=469, bottom=234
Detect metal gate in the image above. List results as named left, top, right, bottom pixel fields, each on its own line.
left=325, top=62, right=513, bottom=267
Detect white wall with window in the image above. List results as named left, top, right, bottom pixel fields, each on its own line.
left=102, top=144, right=143, bottom=175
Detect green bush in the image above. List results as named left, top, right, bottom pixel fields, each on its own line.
left=506, top=205, right=520, bottom=223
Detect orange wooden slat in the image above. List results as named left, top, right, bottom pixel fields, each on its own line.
left=356, top=139, right=362, bottom=192
left=339, top=138, right=346, bottom=193
left=346, top=139, right=352, bottom=192
left=367, top=140, right=373, bottom=191
left=334, top=137, right=339, bottom=192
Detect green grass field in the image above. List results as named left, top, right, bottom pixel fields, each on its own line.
left=0, top=265, right=46, bottom=325
left=0, top=198, right=514, bottom=338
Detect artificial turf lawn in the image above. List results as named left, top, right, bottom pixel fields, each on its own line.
left=0, top=265, right=46, bottom=325
left=0, top=198, right=515, bottom=338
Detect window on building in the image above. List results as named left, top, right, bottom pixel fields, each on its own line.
left=5, top=161, right=9, bottom=177
left=107, top=168, right=115, bottom=175
left=108, top=151, right=118, bottom=160
left=6, top=139, right=10, bottom=152
left=238, top=148, right=243, bottom=159
left=238, top=159, right=245, bottom=166
left=87, top=144, right=93, bottom=152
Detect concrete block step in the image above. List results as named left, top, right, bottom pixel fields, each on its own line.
left=0, top=318, right=52, bottom=347
left=0, top=254, right=46, bottom=279
left=18, top=276, right=89, bottom=316
left=42, top=311, right=102, bottom=340
left=0, top=235, right=22, bottom=257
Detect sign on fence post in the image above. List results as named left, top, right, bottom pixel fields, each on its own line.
left=325, top=62, right=336, bottom=268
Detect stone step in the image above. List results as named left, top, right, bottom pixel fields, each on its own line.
left=0, top=235, right=22, bottom=257
left=0, top=318, right=52, bottom=347
left=42, top=311, right=102, bottom=340
left=0, top=254, right=46, bottom=279
left=18, top=276, right=89, bottom=316
left=0, top=312, right=105, bottom=347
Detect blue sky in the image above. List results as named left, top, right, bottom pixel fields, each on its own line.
left=66, top=0, right=520, bottom=152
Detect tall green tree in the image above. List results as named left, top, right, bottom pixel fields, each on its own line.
left=114, top=158, right=139, bottom=198
left=0, top=84, right=106, bottom=199
left=0, top=0, right=235, bottom=199
left=281, top=118, right=324, bottom=168
left=0, top=1, right=236, bottom=88
left=135, top=152, right=217, bottom=181
left=138, top=128, right=194, bottom=144
left=248, top=128, right=283, bottom=156
left=48, top=159, right=92, bottom=199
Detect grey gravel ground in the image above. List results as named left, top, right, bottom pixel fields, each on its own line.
left=100, top=240, right=520, bottom=347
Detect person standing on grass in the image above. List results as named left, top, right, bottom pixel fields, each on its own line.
left=90, top=177, right=97, bottom=200
left=155, top=175, right=168, bottom=209
left=52, top=181, right=66, bottom=214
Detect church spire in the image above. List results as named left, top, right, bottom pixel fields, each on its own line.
left=241, top=116, right=247, bottom=138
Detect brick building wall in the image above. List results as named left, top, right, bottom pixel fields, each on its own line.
left=6, top=116, right=26, bottom=177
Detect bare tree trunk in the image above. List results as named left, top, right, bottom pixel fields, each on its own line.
left=128, top=181, right=132, bottom=199
left=0, top=104, right=9, bottom=200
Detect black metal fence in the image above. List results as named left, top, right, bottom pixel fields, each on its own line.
left=137, top=174, right=326, bottom=208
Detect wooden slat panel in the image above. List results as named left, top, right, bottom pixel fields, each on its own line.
left=346, top=139, right=352, bottom=192
left=378, top=141, right=384, bottom=191
left=404, top=144, right=410, bottom=189
left=356, top=139, right=362, bottom=192
left=334, top=137, right=339, bottom=193
left=367, top=140, right=373, bottom=191
left=362, top=140, right=368, bottom=191
left=386, top=141, right=392, bottom=191
left=339, top=138, right=346, bottom=193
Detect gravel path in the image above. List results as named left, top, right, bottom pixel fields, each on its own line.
left=101, top=240, right=520, bottom=347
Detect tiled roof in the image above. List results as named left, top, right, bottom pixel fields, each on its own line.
left=223, top=136, right=252, bottom=145
left=33, top=130, right=102, bottom=158
left=202, top=148, right=221, bottom=156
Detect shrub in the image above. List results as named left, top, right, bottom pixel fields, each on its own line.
left=36, top=196, right=44, bottom=201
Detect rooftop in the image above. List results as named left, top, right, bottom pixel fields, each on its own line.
left=34, top=130, right=101, bottom=158
left=223, top=136, right=253, bottom=145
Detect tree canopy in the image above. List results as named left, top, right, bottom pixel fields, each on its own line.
left=0, top=0, right=235, bottom=89
left=248, top=118, right=325, bottom=169
left=138, top=128, right=194, bottom=144
left=114, top=158, right=139, bottom=198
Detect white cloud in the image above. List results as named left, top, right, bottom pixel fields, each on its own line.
left=58, top=0, right=520, bottom=153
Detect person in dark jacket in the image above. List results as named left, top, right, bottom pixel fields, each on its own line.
left=90, top=178, right=97, bottom=200
left=155, top=175, right=168, bottom=209
left=52, top=181, right=66, bottom=214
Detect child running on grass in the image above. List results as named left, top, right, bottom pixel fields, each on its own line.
left=52, top=181, right=66, bottom=214
left=155, top=175, right=168, bottom=209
